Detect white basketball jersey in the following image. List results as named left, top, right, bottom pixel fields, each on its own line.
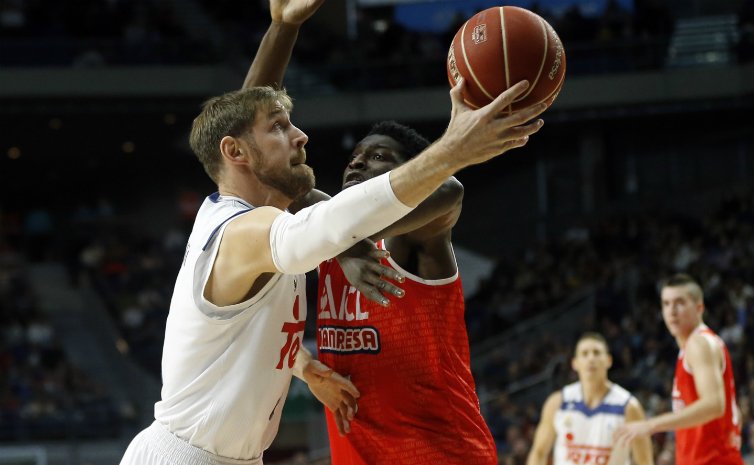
left=553, top=382, right=632, bottom=465
left=154, top=193, right=307, bottom=461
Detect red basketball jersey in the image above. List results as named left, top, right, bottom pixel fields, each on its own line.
left=316, top=246, right=497, bottom=465
left=672, top=325, right=743, bottom=465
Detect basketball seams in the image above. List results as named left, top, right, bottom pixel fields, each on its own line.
left=447, top=38, right=459, bottom=87
left=515, top=16, right=548, bottom=105
left=540, top=68, right=566, bottom=106
left=499, top=7, right=512, bottom=114
left=537, top=34, right=566, bottom=107
left=461, top=20, right=494, bottom=103
left=500, top=7, right=510, bottom=92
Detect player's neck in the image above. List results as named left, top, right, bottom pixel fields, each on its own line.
left=218, top=177, right=291, bottom=210
left=581, top=379, right=610, bottom=407
left=676, top=323, right=703, bottom=348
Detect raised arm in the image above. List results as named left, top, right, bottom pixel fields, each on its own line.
left=526, top=392, right=560, bottom=465
left=243, top=0, right=324, bottom=88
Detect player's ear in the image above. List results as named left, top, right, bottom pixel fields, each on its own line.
left=220, top=136, right=247, bottom=165
left=606, top=354, right=613, bottom=370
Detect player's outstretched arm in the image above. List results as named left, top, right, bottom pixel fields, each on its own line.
left=625, top=397, right=655, bottom=465
left=615, top=332, right=727, bottom=444
left=293, top=346, right=360, bottom=435
left=388, top=78, right=546, bottom=209
left=243, top=0, right=325, bottom=89
left=526, top=392, right=560, bottom=465
left=290, top=191, right=406, bottom=305
left=293, top=177, right=462, bottom=242
left=368, top=176, right=463, bottom=243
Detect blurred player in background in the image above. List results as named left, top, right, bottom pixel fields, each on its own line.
left=615, top=273, right=744, bottom=465
left=119, top=0, right=546, bottom=462
left=526, top=332, right=654, bottom=465
left=247, top=1, right=498, bottom=463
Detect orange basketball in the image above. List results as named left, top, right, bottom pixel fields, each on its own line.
left=446, top=6, right=566, bottom=113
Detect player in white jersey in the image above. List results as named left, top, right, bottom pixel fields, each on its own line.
left=526, top=333, right=654, bottom=465
left=118, top=0, right=549, bottom=463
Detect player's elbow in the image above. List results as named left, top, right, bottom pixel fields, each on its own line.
left=524, top=455, right=542, bottom=465
left=706, top=395, right=726, bottom=419
left=712, top=397, right=726, bottom=418
left=438, top=180, right=464, bottom=226
left=445, top=177, right=464, bottom=207
left=526, top=446, right=548, bottom=463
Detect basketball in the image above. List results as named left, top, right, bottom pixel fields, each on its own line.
left=446, top=6, right=566, bottom=113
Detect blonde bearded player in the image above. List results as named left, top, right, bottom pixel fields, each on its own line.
left=526, top=333, right=654, bottom=465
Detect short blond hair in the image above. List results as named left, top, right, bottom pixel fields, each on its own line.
left=660, top=273, right=704, bottom=303
left=189, top=87, right=293, bottom=183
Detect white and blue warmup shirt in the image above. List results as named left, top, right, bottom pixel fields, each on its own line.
left=553, top=381, right=632, bottom=465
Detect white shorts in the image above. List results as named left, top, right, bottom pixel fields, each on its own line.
left=120, top=421, right=263, bottom=465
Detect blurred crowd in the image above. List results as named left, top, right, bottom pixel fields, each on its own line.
left=0, top=234, right=122, bottom=440
left=0, top=0, right=212, bottom=65
left=3, top=0, right=754, bottom=82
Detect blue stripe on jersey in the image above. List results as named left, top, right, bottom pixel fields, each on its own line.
left=202, top=209, right=253, bottom=251
left=208, top=192, right=221, bottom=203
left=560, top=401, right=625, bottom=417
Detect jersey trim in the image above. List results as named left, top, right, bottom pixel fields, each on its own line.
left=194, top=273, right=284, bottom=324
left=562, top=401, right=626, bottom=417
left=202, top=193, right=254, bottom=251
left=381, top=239, right=459, bottom=285
left=680, top=324, right=726, bottom=375
left=202, top=209, right=253, bottom=251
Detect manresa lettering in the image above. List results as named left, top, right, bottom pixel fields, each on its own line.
left=318, top=326, right=381, bottom=354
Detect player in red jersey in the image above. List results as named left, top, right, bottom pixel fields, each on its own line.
left=314, top=122, right=497, bottom=464
left=615, top=273, right=743, bottom=465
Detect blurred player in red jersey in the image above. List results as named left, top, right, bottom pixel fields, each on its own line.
left=247, top=2, right=498, bottom=463
left=615, top=273, right=744, bottom=465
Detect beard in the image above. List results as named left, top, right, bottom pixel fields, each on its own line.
left=253, top=152, right=315, bottom=200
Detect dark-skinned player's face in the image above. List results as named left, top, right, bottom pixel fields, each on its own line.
left=342, top=135, right=408, bottom=190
